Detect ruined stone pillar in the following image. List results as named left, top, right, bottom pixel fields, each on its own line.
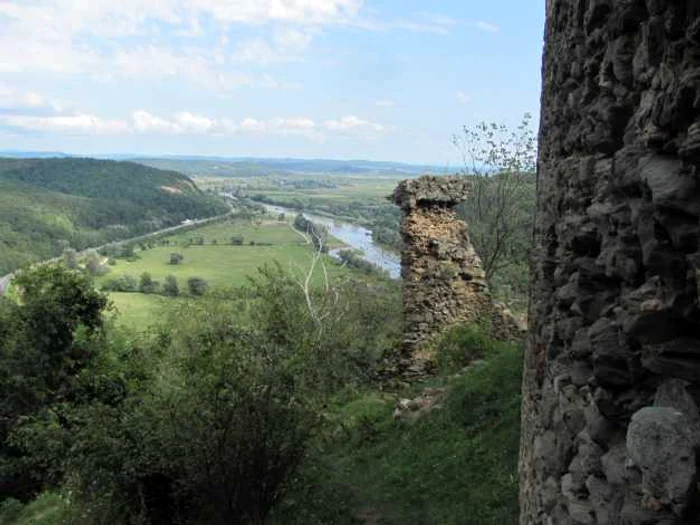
left=392, top=175, right=521, bottom=354
left=521, top=2, right=700, bottom=524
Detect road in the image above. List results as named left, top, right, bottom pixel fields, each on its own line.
left=0, top=208, right=234, bottom=296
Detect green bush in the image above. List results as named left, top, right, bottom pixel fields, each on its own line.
left=0, top=265, right=109, bottom=500
left=101, top=274, right=138, bottom=292
left=169, top=252, right=184, bottom=265
left=434, top=324, right=502, bottom=374
left=187, top=276, right=208, bottom=296
left=163, top=275, right=179, bottom=297
left=139, top=272, right=159, bottom=294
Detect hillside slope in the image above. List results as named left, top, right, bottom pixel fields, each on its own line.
left=0, top=158, right=228, bottom=274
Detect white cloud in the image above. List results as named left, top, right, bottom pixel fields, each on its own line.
left=187, top=0, right=363, bottom=25
left=239, top=118, right=266, bottom=132
left=456, top=91, right=471, bottom=104
left=232, top=39, right=283, bottom=64
left=0, top=85, right=66, bottom=114
left=232, top=28, right=316, bottom=64
left=323, top=115, right=385, bottom=138
left=1, top=114, right=130, bottom=135
left=354, top=12, right=457, bottom=35
left=476, top=20, right=499, bottom=33
left=0, top=91, right=385, bottom=141
left=132, top=110, right=180, bottom=134
left=375, top=100, right=394, bottom=108
left=259, top=74, right=303, bottom=90
left=393, top=13, right=456, bottom=35
left=274, top=28, right=315, bottom=49
left=0, top=1, right=362, bottom=80
left=174, top=111, right=215, bottom=133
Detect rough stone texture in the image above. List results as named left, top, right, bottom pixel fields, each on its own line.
left=392, top=175, right=523, bottom=353
left=520, top=1, right=700, bottom=524
left=627, top=407, right=696, bottom=517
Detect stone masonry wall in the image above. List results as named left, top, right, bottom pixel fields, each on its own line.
left=393, top=175, right=522, bottom=353
left=521, top=1, right=700, bottom=524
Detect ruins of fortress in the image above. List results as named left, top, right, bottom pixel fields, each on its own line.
left=520, top=1, right=700, bottom=523
left=394, top=2, right=700, bottom=522
left=392, top=175, right=523, bottom=353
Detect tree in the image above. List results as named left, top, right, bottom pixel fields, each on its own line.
left=62, top=248, right=78, bottom=269
left=163, top=275, right=179, bottom=297
left=452, top=114, right=536, bottom=301
left=139, top=272, right=159, bottom=294
left=102, top=274, right=138, bottom=292
left=187, top=276, right=208, bottom=296
left=84, top=249, right=104, bottom=275
left=0, top=265, right=109, bottom=498
left=169, top=252, right=184, bottom=265
left=230, top=235, right=244, bottom=246
left=120, top=244, right=135, bottom=258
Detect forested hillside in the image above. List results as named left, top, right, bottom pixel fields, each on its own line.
left=0, top=158, right=228, bottom=274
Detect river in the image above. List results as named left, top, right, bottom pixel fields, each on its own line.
left=237, top=199, right=401, bottom=279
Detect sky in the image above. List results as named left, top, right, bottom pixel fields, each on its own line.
left=0, top=0, right=546, bottom=166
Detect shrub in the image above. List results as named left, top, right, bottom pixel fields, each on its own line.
left=187, top=277, right=208, bottom=296
left=64, top=294, right=322, bottom=525
left=84, top=249, right=106, bottom=276
left=435, top=324, right=503, bottom=374
left=169, top=252, right=184, bottom=265
left=163, top=275, right=179, bottom=296
left=231, top=235, right=244, bottom=245
left=101, top=274, right=138, bottom=292
left=139, top=272, right=159, bottom=294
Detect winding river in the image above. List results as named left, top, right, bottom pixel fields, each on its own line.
left=240, top=199, right=401, bottom=279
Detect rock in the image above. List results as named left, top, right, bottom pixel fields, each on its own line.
left=521, top=2, right=700, bottom=524
left=653, top=378, right=700, bottom=432
left=393, top=175, right=524, bottom=356
left=626, top=406, right=696, bottom=516
left=392, top=387, right=447, bottom=424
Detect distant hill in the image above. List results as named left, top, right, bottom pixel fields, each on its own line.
left=131, top=157, right=449, bottom=178
left=0, top=152, right=448, bottom=178
left=0, top=158, right=229, bottom=275
left=0, top=150, right=72, bottom=158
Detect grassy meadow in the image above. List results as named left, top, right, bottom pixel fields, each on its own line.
left=100, top=217, right=355, bottom=329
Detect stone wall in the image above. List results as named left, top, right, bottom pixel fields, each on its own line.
left=521, top=1, right=700, bottom=524
left=392, top=175, right=522, bottom=354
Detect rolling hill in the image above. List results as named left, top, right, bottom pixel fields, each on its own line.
left=0, top=157, right=229, bottom=275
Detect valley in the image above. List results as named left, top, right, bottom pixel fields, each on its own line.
left=0, top=155, right=525, bottom=525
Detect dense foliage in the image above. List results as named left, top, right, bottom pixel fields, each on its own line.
left=0, top=264, right=404, bottom=524
left=0, top=158, right=228, bottom=275
left=270, top=325, right=522, bottom=525
left=0, top=266, right=109, bottom=499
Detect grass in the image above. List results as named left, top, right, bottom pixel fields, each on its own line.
left=101, top=244, right=346, bottom=290
left=99, top=218, right=355, bottom=330
left=107, top=292, right=177, bottom=330
left=272, top=327, right=523, bottom=525
left=3, top=325, right=523, bottom=525
left=0, top=493, right=68, bottom=525
left=167, top=217, right=303, bottom=245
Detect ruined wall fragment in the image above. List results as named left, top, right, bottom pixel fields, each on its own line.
left=521, top=1, right=700, bottom=523
left=393, top=175, right=522, bottom=354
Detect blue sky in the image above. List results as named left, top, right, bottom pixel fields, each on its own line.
left=0, top=0, right=545, bottom=166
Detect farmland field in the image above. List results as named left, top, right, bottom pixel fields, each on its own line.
left=100, top=217, right=356, bottom=329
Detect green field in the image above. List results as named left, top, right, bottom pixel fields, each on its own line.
left=167, top=217, right=306, bottom=245
left=107, top=292, right=177, bottom=330
left=102, top=244, right=344, bottom=288
left=101, top=218, right=354, bottom=329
